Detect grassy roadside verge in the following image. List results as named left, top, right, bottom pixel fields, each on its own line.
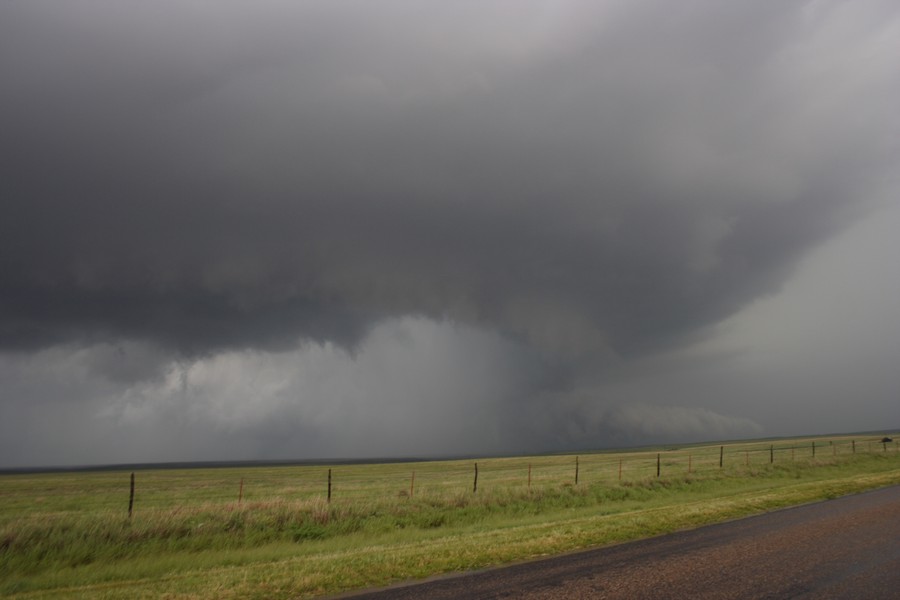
left=2, top=446, right=898, bottom=599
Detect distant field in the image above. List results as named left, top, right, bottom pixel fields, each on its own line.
left=1, top=433, right=898, bottom=599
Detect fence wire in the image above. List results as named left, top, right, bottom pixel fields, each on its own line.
left=1, top=436, right=897, bottom=519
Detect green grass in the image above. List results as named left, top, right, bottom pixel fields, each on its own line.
left=1, top=434, right=898, bottom=599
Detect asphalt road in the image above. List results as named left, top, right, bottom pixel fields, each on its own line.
left=335, top=485, right=900, bottom=599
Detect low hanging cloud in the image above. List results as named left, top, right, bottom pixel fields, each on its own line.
left=1, top=318, right=542, bottom=465
left=1, top=1, right=899, bottom=465
left=0, top=318, right=761, bottom=467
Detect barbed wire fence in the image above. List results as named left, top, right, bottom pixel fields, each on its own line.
left=3, top=436, right=897, bottom=518
left=154, top=436, right=897, bottom=513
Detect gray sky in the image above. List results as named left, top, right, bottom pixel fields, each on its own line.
left=2, top=0, right=899, bottom=467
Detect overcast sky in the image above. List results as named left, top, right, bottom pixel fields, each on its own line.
left=2, top=0, right=899, bottom=468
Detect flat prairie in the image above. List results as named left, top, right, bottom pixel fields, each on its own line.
left=1, top=434, right=898, bottom=599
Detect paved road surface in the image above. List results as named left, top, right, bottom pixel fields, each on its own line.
left=335, top=485, right=900, bottom=599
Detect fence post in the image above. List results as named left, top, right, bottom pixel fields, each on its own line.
left=770, top=445, right=774, bottom=464
left=657, top=453, right=661, bottom=478
left=473, top=463, right=478, bottom=494
left=618, top=459, right=622, bottom=482
left=852, top=440, right=856, bottom=454
left=719, top=446, right=724, bottom=468
left=410, top=471, right=415, bottom=498
left=812, top=441, right=816, bottom=457
left=327, top=469, right=332, bottom=503
left=575, top=456, right=579, bottom=485
left=528, top=463, right=532, bottom=489
left=128, top=472, right=135, bottom=518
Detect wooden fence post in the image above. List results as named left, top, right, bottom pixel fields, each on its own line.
left=473, top=463, right=478, bottom=494
left=618, top=459, right=622, bottom=482
left=770, top=445, right=774, bottom=464
left=575, top=456, right=579, bottom=485
left=812, top=441, right=816, bottom=457
left=327, top=469, right=332, bottom=503
left=852, top=440, right=856, bottom=453
left=128, top=472, right=135, bottom=518
left=528, top=463, right=532, bottom=489
left=719, top=446, right=724, bottom=468
left=656, top=453, right=661, bottom=478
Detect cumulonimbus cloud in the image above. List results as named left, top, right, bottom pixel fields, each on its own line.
left=1, top=1, right=899, bottom=466
left=2, top=0, right=897, bottom=363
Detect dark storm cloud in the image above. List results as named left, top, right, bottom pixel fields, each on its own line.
left=1, top=1, right=898, bottom=365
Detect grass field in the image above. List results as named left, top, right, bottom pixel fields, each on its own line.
left=1, top=433, right=898, bottom=599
